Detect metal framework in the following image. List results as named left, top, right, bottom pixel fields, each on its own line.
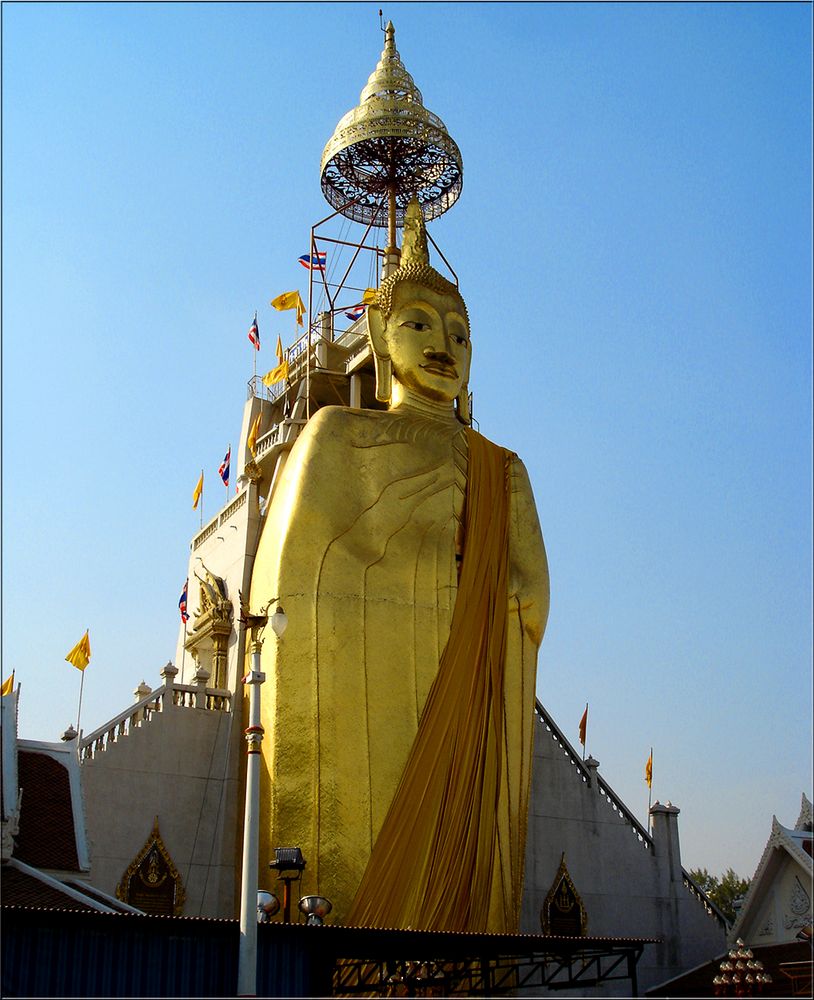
left=332, top=936, right=651, bottom=997
left=321, top=134, right=463, bottom=228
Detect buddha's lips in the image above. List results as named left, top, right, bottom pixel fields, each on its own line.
left=421, top=363, right=457, bottom=378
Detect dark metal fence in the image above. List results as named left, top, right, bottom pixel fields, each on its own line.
left=2, top=905, right=655, bottom=998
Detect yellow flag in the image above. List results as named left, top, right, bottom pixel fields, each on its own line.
left=247, top=412, right=262, bottom=456
left=361, top=287, right=378, bottom=305
left=645, top=750, right=653, bottom=789
left=262, top=334, right=289, bottom=387
left=1, top=672, right=14, bottom=696
left=65, top=631, right=91, bottom=671
left=270, top=291, right=305, bottom=327
left=262, top=361, right=289, bottom=387
left=192, top=472, right=203, bottom=510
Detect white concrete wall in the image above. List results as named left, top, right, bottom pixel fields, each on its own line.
left=172, top=394, right=278, bottom=695
left=521, top=706, right=726, bottom=994
left=81, top=702, right=241, bottom=917
left=176, top=487, right=262, bottom=694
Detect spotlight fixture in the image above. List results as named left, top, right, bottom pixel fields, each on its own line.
left=298, top=895, right=333, bottom=926
left=270, top=847, right=306, bottom=874
left=256, top=890, right=280, bottom=923
left=270, top=847, right=306, bottom=923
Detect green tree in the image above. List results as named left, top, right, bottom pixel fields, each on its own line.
left=689, top=867, right=751, bottom=923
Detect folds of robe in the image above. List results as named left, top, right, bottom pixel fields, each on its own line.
left=250, top=405, right=549, bottom=929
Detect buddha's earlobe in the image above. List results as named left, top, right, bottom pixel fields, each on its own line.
left=455, top=385, right=471, bottom=425
left=374, top=354, right=393, bottom=403
left=366, top=304, right=392, bottom=403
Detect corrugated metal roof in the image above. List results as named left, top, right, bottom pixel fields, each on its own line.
left=1, top=866, right=97, bottom=911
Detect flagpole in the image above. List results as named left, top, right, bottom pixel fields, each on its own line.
left=199, top=469, right=204, bottom=530
left=226, top=444, right=231, bottom=501
left=76, top=664, right=86, bottom=734
left=180, top=623, right=188, bottom=685
left=648, top=746, right=653, bottom=821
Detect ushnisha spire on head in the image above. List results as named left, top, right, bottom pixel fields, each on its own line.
left=375, top=200, right=468, bottom=325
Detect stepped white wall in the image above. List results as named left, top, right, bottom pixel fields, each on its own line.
left=521, top=705, right=727, bottom=993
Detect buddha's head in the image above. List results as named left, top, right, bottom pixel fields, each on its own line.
left=366, top=201, right=471, bottom=423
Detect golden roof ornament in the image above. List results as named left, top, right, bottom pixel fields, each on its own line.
left=320, top=21, right=463, bottom=239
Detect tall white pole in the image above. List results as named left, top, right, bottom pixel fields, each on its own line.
left=237, top=640, right=265, bottom=997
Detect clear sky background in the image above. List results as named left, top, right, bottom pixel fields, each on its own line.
left=3, top=2, right=812, bottom=883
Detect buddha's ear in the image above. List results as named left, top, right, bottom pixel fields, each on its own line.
left=365, top=304, right=392, bottom=403
left=460, top=338, right=472, bottom=387
left=365, top=304, right=389, bottom=359
left=455, top=334, right=472, bottom=424
left=455, top=385, right=471, bottom=425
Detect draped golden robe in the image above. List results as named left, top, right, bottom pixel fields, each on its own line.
left=251, top=404, right=548, bottom=932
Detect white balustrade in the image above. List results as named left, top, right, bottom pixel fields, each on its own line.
left=79, top=681, right=232, bottom=761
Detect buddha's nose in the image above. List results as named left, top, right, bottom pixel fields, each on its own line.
left=423, top=346, right=455, bottom=364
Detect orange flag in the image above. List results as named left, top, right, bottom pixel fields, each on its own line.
left=578, top=704, right=588, bottom=746
left=645, top=749, right=653, bottom=788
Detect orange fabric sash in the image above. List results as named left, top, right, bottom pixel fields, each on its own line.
left=346, top=428, right=513, bottom=932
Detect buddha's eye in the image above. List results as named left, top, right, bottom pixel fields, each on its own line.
left=452, top=333, right=468, bottom=346
left=400, top=320, right=430, bottom=332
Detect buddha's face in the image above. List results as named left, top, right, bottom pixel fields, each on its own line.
left=382, top=280, right=471, bottom=403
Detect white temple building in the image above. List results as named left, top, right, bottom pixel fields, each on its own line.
left=727, top=793, right=812, bottom=947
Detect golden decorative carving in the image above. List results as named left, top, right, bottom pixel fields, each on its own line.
left=541, top=854, right=588, bottom=936
left=186, top=565, right=233, bottom=688
left=116, top=817, right=185, bottom=916
left=193, top=566, right=232, bottom=626
left=243, top=460, right=262, bottom=484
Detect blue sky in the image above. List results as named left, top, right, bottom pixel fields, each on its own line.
left=3, top=2, right=812, bottom=882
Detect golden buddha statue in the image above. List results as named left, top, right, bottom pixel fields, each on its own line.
left=251, top=202, right=549, bottom=933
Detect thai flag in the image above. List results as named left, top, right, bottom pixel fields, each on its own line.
left=179, top=580, right=190, bottom=624
left=344, top=304, right=366, bottom=322
left=298, top=251, right=326, bottom=272
left=248, top=313, right=260, bottom=350
left=219, top=448, right=231, bottom=487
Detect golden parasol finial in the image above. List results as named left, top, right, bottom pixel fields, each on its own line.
left=320, top=21, right=463, bottom=250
